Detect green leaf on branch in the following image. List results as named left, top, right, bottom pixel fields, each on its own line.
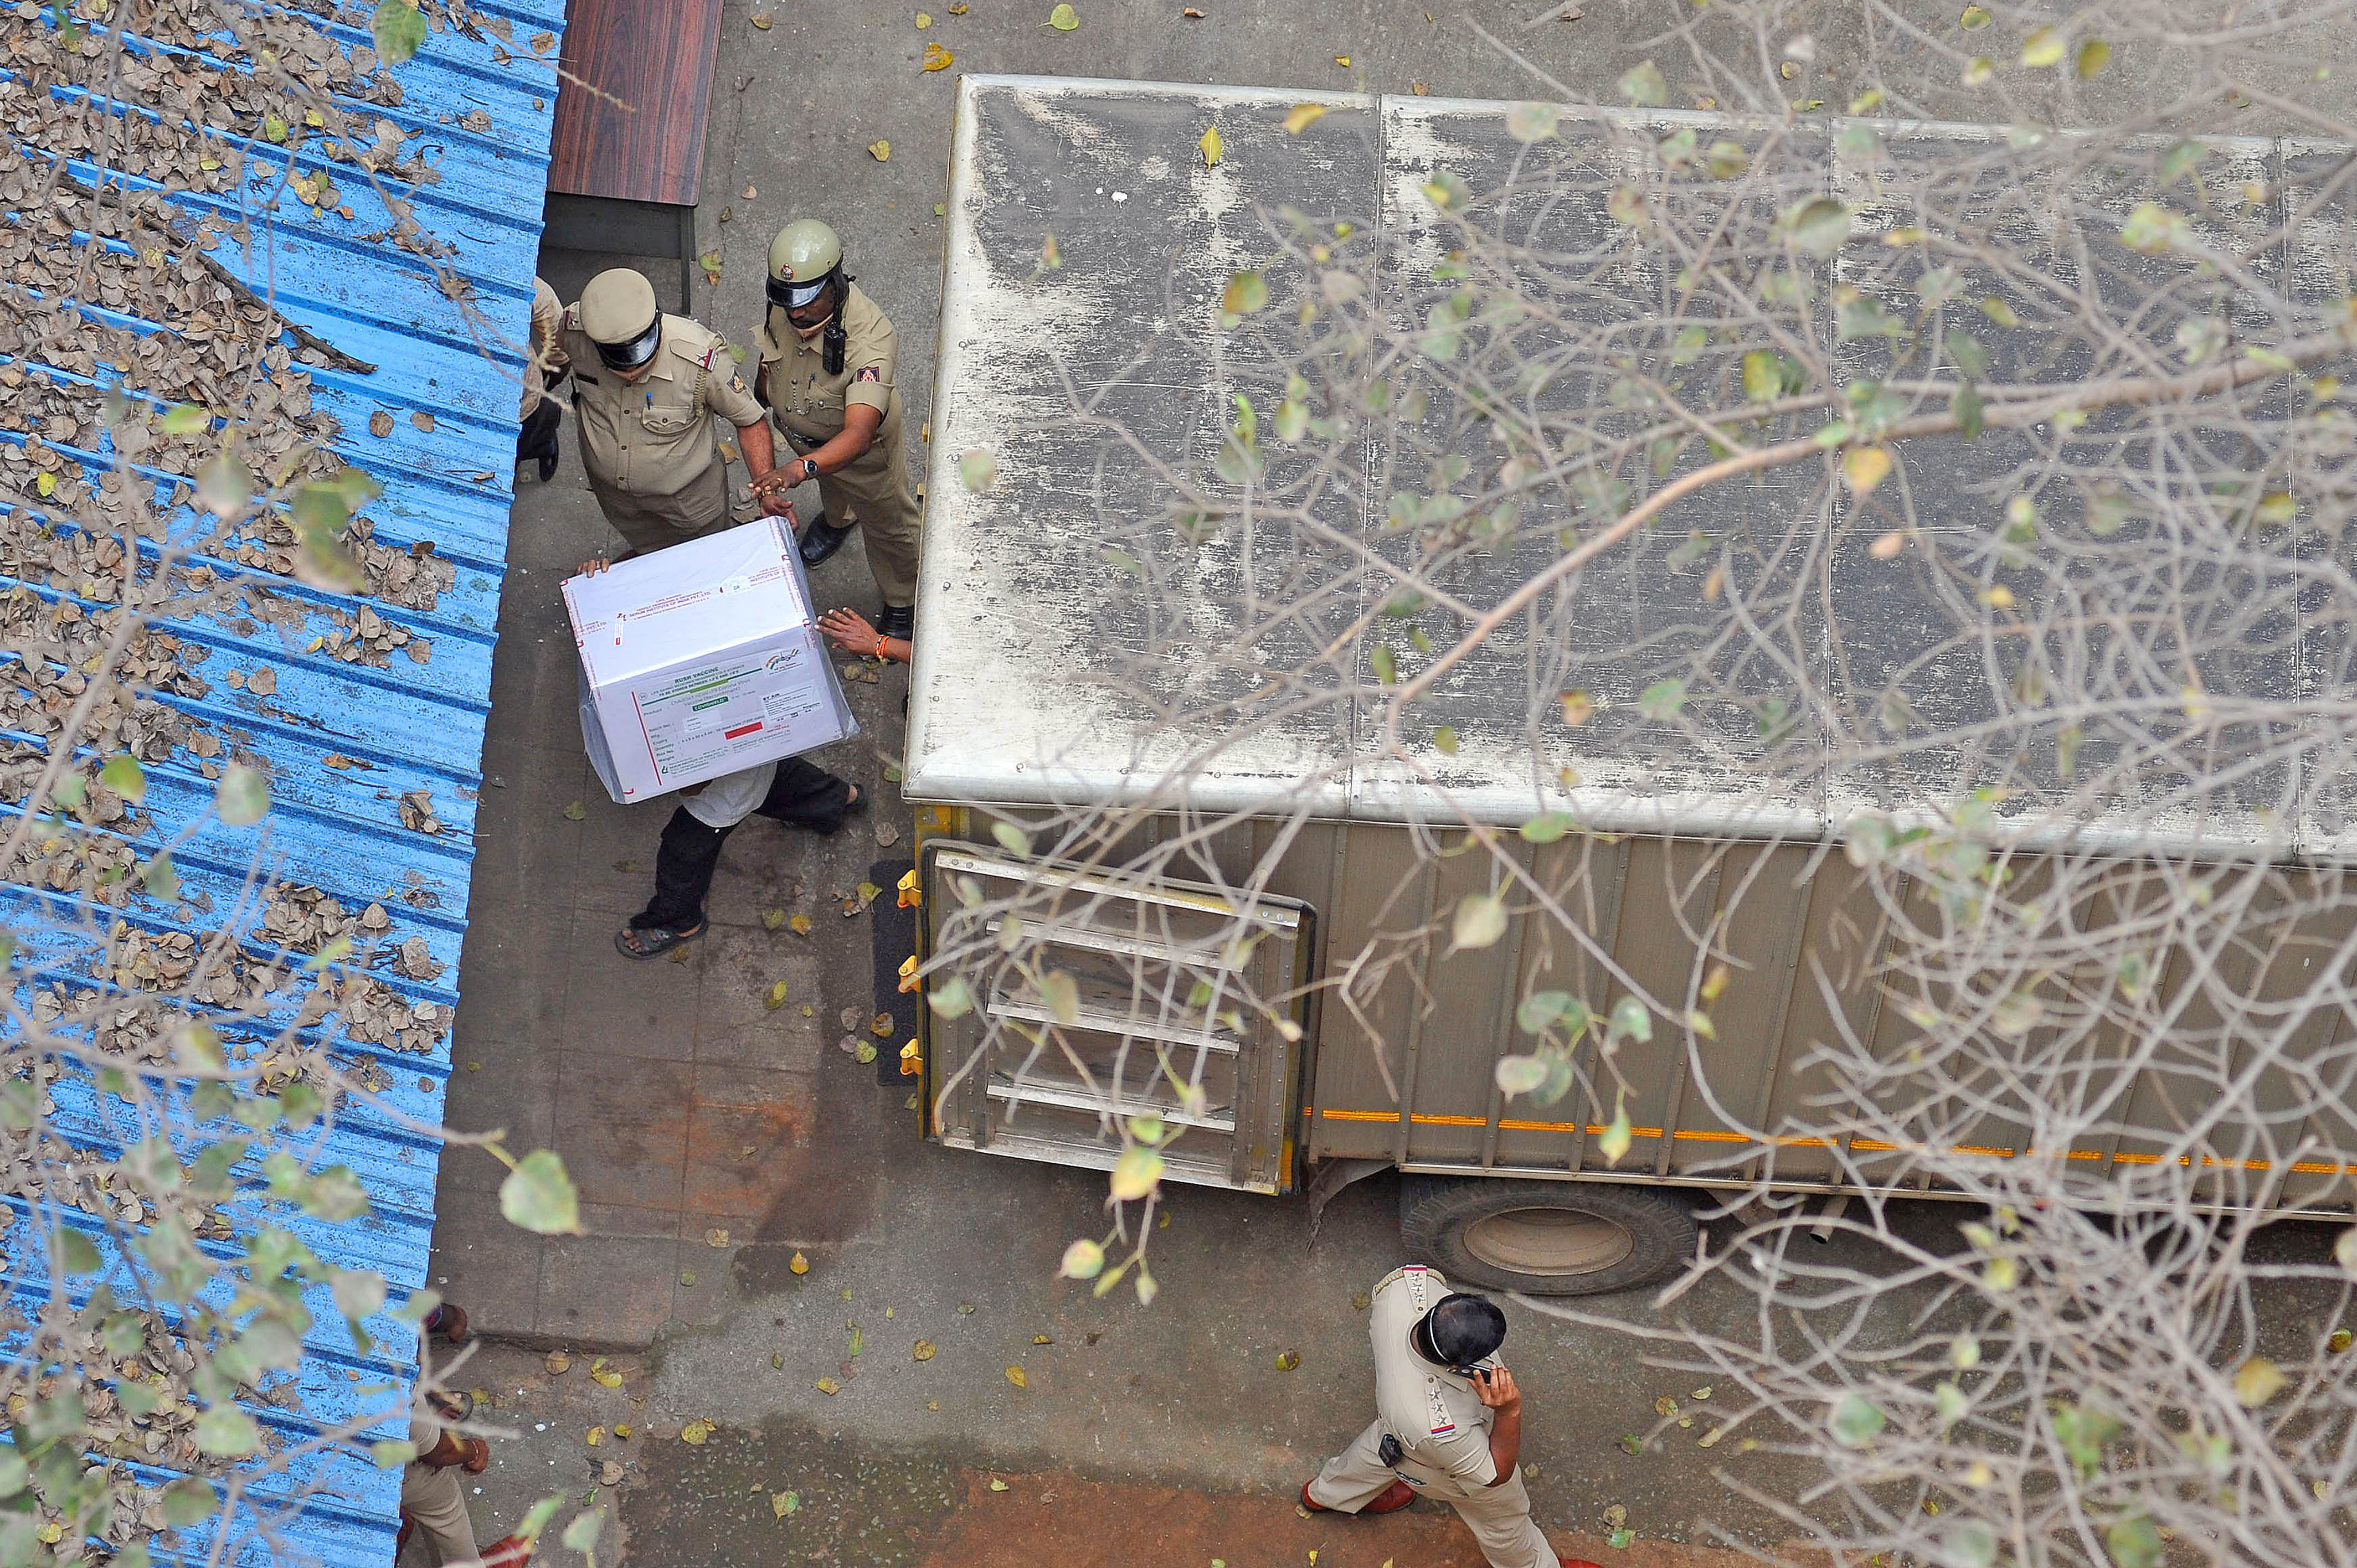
left=1618, top=60, right=1666, bottom=106
left=928, top=975, right=973, bottom=1019
left=160, top=403, right=210, bottom=436
left=372, top=0, right=428, bottom=64
left=500, top=1149, right=584, bottom=1235
left=1608, top=995, right=1653, bottom=1045
left=1221, top=270, right=1268, bottom=315
left=194, top=1406, right=261, bottom=1457
left=215, top=764, right=270, bottom=826
left=1450, top=893, right=1507, bottom=951
left=2105, top=1513, right=2162, bottom=1568
left=1779, top=197, right=1851, bottom=259
left=53, top=1229, right=99, bottom=1275
left=99, top=753, right=146, bottom=805
left=1636, top=679, right=1687, bottom=720
left=1829, top=1392, right=1886, bottom=1447
left=1109, top=1146, right=1164, bottom=1201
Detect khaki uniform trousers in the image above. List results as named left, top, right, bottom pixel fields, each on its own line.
left=786, top=421, right=922, bottom=610
left=1309, top=1418, right=1554, bottom=1568
left=591, top=460, right=732, bottom=558
left=399, top=1461, right=481, bottom=1567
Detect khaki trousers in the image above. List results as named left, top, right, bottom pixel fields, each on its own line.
left=787, top=418, right=922, bottom=610
left=1308, top=1418, right=1554, bottom=1568
left=400, top=1463, right=482, bottom=1567
left=589, top=458, right=731, bottom=557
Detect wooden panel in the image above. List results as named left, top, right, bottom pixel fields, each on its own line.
left=548, top=0, right=725, bottom=205
left=1306, top=826, right=1432, bottom=1161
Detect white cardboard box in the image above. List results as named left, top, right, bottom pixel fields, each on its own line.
left=563, top=518, right=858, bottom=803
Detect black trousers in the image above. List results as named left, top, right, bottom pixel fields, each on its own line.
left=517, top=395, right=560, bottom=463
left=631, top=759, right=853, bottom=931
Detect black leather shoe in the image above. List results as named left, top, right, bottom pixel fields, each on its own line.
left=799, top=513, right=853, bottom=568
left=878, top=604, right=914, bottom=641
left=536, top=447, right=558, bottom=483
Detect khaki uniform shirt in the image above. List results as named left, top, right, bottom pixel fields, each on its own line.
left=1370, top=1264, right=1497, bottom=1486
left=754, top=283, right=900, bottom=446
left=552, top=312, right=763, bottom=498
left=521, top=276, right=562, bottom=419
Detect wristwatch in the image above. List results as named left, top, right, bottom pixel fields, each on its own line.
left=799, top=457, right=821, bottom=483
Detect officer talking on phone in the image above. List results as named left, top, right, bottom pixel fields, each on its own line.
left=1301, top=1263, right=1567, bottom=1568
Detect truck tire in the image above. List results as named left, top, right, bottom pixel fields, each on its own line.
left=1399, top=1177, right=1696, bottom=1297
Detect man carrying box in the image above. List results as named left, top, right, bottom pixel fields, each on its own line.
left=614, top=758, right=866, bottom=959
left=568, top=527, right=867, bottom=960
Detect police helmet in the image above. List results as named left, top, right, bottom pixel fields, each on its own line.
left=578, top=269, right=662, bottom=372
left=767, top=219, right=845, bottom=314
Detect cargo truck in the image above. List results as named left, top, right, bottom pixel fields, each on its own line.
left=899, top=76, right=2357, bottom=1295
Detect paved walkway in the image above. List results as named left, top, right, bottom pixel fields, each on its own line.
left=429, top=416, right=905, bottom=1347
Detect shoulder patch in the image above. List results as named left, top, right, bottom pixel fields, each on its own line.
left=1401, top=1264, right=1431, bottom=1314
left=855, top=365, right=882, bottom=383
left=1426, top=1379, right=1457, bottom=1438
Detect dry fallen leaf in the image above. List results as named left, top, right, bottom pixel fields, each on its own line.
left=1005, top=1365, right=1027, bottom=1388
left=1200, top=125, right=1223, bottom=166
left=368, top=410, right=393, bottom=437
left=744, top=183, right=759, bottom=200
left=1655, top=1395, right=1679, bottom=1416
left=1275, top=1349, right=1302, bottom=1370
left=762, top=908, right=786, bottom=930
left=545, top=1351, right=572, bottom=1375
left=869, top=140, right=892, bottom=161
left=870, top=1012, right=896, bottom=1038
left=1183, top=6, right=1204, bottom=13
left=585, top=1426, right=605, bottom=1447
left=680, top=1418, right=714, bottom=1444
left=789, top=912, right=815, bottom=936
left=915, top=9, right=932, bottom=24
left=590, top=1365, right=624, bottom=1389
left=599, top=1460, right=625, bottom=1486
left=913, top=1339, right=937, bottom=1361
left=1046, top=1, right=1079, bottom=27
left=706, top=1227, right=730, bottom=1247
left=815, top=1376, right=841, bottom=1396
left=772, top=1490, right=799, bottom=1519
left=922, top=40, right=953, bottom=69
left=765, top=981, right=791, bottom=1011
left=750, top=10, right=774, bottom=25
left=989, top=1477, right=1010, bottom=1491
left=1411, top=80, right=1431, bottom=95
left=1284, top=104, right=1327, bottom=133
left=563, top=801, right=586, bottom=821
left=789, top=1250, right=810, bottom=1275
left=411, top=411, right=436, bottom=433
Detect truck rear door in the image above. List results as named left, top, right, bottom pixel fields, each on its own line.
left=917, top=843, right=1312, bottom=1195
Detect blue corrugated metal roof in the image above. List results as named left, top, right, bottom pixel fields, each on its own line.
left=3, top=1, right=563, bottom=1561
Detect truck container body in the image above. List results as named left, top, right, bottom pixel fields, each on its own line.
left=903, top=77, right=2357, bottom=1293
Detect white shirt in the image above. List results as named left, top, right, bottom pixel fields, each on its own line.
left=681, top=761, right=776, bottom=829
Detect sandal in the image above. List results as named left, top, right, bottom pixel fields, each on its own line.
left=615, top=919, right=706, bottom=960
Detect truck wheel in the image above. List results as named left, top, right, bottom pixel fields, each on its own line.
left=1399, top=1177, right=1696, bottom=1297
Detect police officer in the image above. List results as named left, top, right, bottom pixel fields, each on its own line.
left=516, top=275, right=564, bottom=482
left=1302, top=1265, right=1566, bottom=1568
left=553, top=267, right=791, bottom=556
left=751, top=220, right=923, bottom=642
